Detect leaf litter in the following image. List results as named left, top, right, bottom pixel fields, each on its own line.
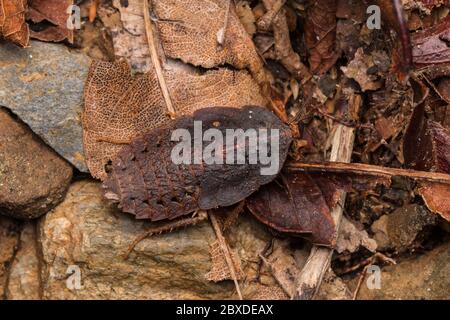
left=2, top=0, right=450, bottom=300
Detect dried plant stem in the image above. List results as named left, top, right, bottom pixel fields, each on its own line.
left=294, top=99, right=357, bottom=299
left=143, top=0, right=176, bottom=118
left=208, top=211, right=243, bottom=300
left=286, top=162, right=450, bottom=185
left=217, top=0, right=232, bottom=46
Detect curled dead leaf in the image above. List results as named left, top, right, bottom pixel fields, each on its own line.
left=419, top=182, right=450, bottom=221
left=403, top=102, right=450, bottom=221
left=412, top=15, right=450, bottom=68
left=304, top=0, right=339, bottom=75
left=247, top=168, right=390, bottom=246
left=0, top=0, right=29, bottom=47
left=27, top=0, right=74, bottom=43
left=108, top=0, right=269, bottom=85
left=377, top=0, right=413, bottom=81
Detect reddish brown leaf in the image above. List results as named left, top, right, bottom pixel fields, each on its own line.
left=103, top=106, right=292, bottom=221
left=246, top=169, right=390, bottom=246
left=27, top=0, right=73, bottom=43
left=403, top=98, right=450, bottom=221
left=404, top=105, right=450, bottom=173
left=412, top=15, right=450, bottom=68
left=0, top=0, right=29, bottom=47
left=304, top=0, right=339, bottom=75
left=419, top=182, right=450, bottom=221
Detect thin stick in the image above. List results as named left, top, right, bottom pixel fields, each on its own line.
left=294, top=95, right=358, bottom=300
left=143, top=0, right=176, bottom=118
left=286, top=162, right=450, bottom=185
left=217, top=0, right=232, bottom=46
left=208, top=211, right=243, bottom=300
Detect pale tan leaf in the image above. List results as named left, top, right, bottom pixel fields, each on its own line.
left=109, top=0, right=268, bottom=83
left=251, top=284, right=289, bottom=300
left=205, top=240, right=244, bottom=282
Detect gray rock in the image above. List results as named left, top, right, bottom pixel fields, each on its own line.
left=0, top=108, right=73, bottom=219
left=371, top=204, right=438, bottom=251
left=0, top=40, right=89, bottom=172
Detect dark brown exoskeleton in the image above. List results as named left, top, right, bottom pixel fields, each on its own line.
left=103, top=106, right=293, bottom=221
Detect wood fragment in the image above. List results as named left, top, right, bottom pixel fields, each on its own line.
left=294, top=94, right=358, bottom=300
left=286, top=162, right=450, bottom=185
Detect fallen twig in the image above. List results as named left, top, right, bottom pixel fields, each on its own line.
left=286, top=162, right=450, bottom=185
left=208, top=211, right=243, bottom=300
left=143, top=0, right=176, bottom=118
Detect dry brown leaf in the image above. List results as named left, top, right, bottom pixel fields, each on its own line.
left=0, top=0, right=29, bottom=47
left=304, top=0, right=339, bottom=74
left=205, top=239, right=244, bottom=282
left=251, top=284, right=289, bottom=300
left=108, top=0, right=268, bottom=82
left=247, top=168, right=390, bottom=246
left=84, top=0, right=270, bottom=180
left=83, top=60, right=267, bottom=180
left=419, top=182, right=450, bottom=221
left=412, top=15, right=450, bottom=68
left=341, top=48, right=383, bottom=92
left=403, top=98, right=450, bottom=221
left=27, top=0, right=73, bottom=43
